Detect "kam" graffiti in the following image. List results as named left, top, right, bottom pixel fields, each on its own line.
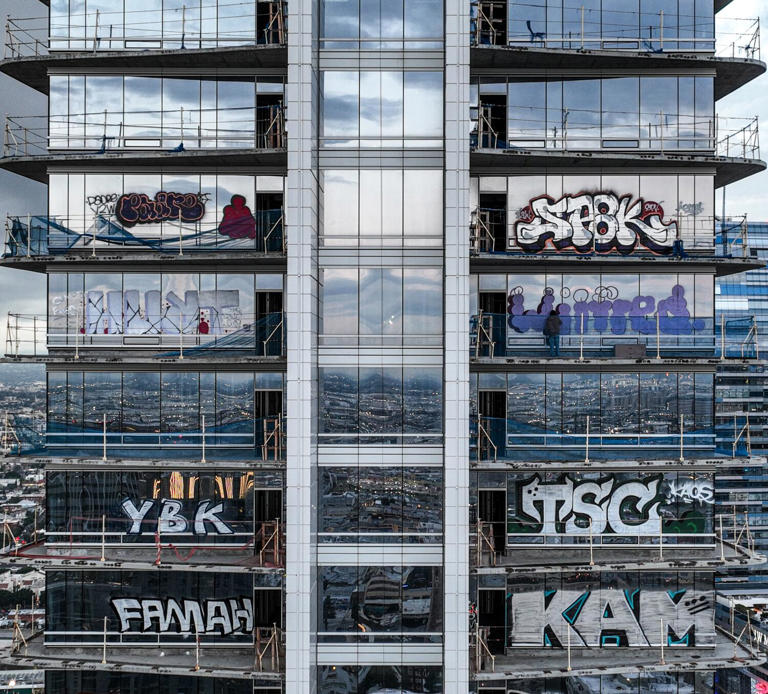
left=509, top=582, right=713, bottom=648
left=515, top=193, right=677, bottom=255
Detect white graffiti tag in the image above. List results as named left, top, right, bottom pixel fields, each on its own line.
left=120, top=498, right=235, bottom=536
left=111, top=597, right=253, bottom=635
left=81, top=289, right=241, bottom=335
left=514, top=193, right=677, bottom=255
left=520, top=474, right=662, bottom=536
left=509, top=583, right=713, bottom=648
left=665, top=481, right=714, bottom=505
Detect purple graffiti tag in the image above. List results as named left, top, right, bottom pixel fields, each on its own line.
left=507, top=284, right=701, bottom=338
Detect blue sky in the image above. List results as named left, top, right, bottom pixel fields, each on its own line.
left=0, top=0, right=766, bottom=346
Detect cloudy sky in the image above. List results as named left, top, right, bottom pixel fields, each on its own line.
left=0, top=0, right=766, bottom=346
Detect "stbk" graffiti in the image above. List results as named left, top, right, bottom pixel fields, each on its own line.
left=515, top=193, right=677, bottom=255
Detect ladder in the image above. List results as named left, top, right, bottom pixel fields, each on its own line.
left=470, top=209, right=495, bottom=253
left=473, top=1, right=506, bottom=46
left=260, top=1, right=286, bottom=45
left=262, top=416, right=283, bottom=460
left=0, top=413, right=21, bottom=456
left=476, top=105, right=499, bottom=149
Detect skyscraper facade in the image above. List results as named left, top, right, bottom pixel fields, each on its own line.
left=0, top=0, right=766, bottom=692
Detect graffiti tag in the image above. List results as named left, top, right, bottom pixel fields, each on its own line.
left=508, top=283, right=705, bottom=336
left=115, top=192, right=206, bottom=227
left=510, top=583, right=712, bottom=648
left=65, top=289, right=242, bottom=335
left=665, top=481, right=714, bottom=505
left=515, top=193, right=677, bottom=255
left=121, top=498, right=234, bottom=536
left=676, top=201, right=704, bottom=216
left=517, top=474, right=663, bottom=536
left=110, top=597, right=252, bottom=634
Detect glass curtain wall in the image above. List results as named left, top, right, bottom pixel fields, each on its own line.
left=49, top=75, right=284, bottom=149
left=316, top=0, right=446, bottom=688
left=471, top=75, right=714, bottom=151
left=46, top=173, right=285, bottom=253
left=48, top=272, right=283, bottom=352
left=46, top=671, right=264, bottom=694
left=471, top=370, right=715, bottom=459
left=50, top=0, right=281, bottom=50
left=504, top=0, right=715, bottom=51
left=46, top=570, right=269, bottom=644
left=47, top=468, right=282, bottom=543
left=46, top=370, right=285, bottom=457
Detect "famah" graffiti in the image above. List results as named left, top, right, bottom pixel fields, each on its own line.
left=111, top=596, right=253, bottom=634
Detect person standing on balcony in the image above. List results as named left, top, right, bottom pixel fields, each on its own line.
left=544, top=309, right=562, bottom=357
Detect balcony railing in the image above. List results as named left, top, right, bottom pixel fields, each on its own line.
left=471, top=210, right=725, bottom=257
left=716, top=17, right=761, bottom=60
left=3, top=1, right=287, bottom=58
left=471, top=412, right=758, bottom=463
left=470, top=109, right=760, bottom=159
left=6, top=310, right=285, bottom=359
left=2, top=210, right=285, bottom=257
left=46, top=414, right=285, bottom=461
left=471, top=110, right=759, bottom=159
left=475, top=517, right=717, bottom=554
left=715, top=216, right=752, bottom=258
left=470, top=2, right=760, bottom=60
left=471, top=414, right=720, bottom=463
left=470, top=313, right=760, bottom=360
left=42, top=623, right=283, bottom=653
left=474, top=512, right=761, bottom=567
left=3, top=104, right=286, bottom=156
left=716, top=116, right=761, bottom=159
left=45, top=518, right=285, bottom=567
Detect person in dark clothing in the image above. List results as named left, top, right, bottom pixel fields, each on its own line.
left=543, top=309, right=562, bottom=357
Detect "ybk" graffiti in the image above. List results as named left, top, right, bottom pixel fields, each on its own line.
left=121, top=498, right=235, bottom=536
left=515, top=193, right=677, bottom=255
left=115, top=192, right=206, bottom=227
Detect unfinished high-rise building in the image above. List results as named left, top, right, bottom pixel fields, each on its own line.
left=0, top=0, right=766, bottom=692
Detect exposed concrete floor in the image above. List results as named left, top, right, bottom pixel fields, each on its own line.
left=475, top=542, right=765, bottom=574
left=4, top=632, right=283, bottom=681
left=2, top=542, right=284, bottom=573
left=474, top=629, right=762, bottom=680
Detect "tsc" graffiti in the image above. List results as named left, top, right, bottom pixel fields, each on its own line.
left=515, top=193, right=677, bottom=255
left=516, top=474, right=663, bottom=536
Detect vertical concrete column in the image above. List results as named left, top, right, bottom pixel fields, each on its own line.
left=286, top=0, right=319, bottom=691
left=443, top=0, right=471, bottom=691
